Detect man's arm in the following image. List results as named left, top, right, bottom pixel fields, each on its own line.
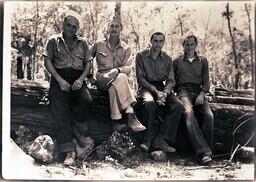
left=44, top=58, right=71, bottom=92
left=43, top=38, right=71, bottom=92
left=116, top=47, right=132, bottom=75
left=135, top=53, right=158, bottom=94
left=72, top=40, right=93, bottom=90
left=201, top=57, right=210, bottom=94
left=163, top=57, right=175, bottom=95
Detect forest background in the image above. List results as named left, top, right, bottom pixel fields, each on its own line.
left=9, top=1, right=255, bottom=90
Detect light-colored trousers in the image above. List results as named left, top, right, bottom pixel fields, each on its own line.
left=108, top=73, right=136, bottom=120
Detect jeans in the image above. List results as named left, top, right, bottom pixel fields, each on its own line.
left=49, top=68, right=92, bottom=152
left=139, top=87, right=183, bottom=147
left=178, top=87, right=213, bottom=156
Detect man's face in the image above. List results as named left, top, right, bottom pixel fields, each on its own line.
left=108, top=22, right=122, bottom=37
left=183, top=37, right=197, bottom=55
left=63, top=16, right=79, bottom=38
left=150, top=34, right=165, bottom=52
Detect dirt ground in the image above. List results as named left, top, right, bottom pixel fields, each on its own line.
left=4, top=137, right=254, bottom=181
left=30, top=155, right=253, bottom=180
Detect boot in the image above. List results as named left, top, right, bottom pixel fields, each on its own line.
left=152, top=137, right=176, bottom=153
left=127, top=113, right=146, bottom=132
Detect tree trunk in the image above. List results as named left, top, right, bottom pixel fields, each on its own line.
left=244, top=3, right=255, bottom=87
left=225, top=3, right=240, bottom=89
left=10, top=80, right=255, bottom=151
left=175, top=5, right=183, bottom=36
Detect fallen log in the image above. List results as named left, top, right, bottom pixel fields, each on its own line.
left=10, top=80, right=255, bottom=153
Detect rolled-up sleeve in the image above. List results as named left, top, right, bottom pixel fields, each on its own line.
left=118, top=47, right=132, bottom=75
left=201, top=58, right=210, bottom=92
left=135, top=53, right=157, bottom=93
left=163, top=58, right=175, bottom=94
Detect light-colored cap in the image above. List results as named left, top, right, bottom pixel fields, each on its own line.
left=64, top=9, right=82, bottom=26
left=110, top=13, right=122, bottom=26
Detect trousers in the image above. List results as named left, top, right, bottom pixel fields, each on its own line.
left=178, top=87, right=214, bottom=156
left=139, top=86, right=183, bottom=146
left=108, top=73, right=136, bottom=120
left=49, top=68, right=92, bottom=152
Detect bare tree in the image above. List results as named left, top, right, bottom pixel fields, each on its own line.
left=175, top=4, right=184, bottom=36
left=222, top=3, right=240, bottom=89
left=244, top=3, right=254, bottom=87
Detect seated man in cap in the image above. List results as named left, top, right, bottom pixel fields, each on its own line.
left=43, top=11, right=92, bottom=165
left=90, top=14, right=146, bottom=132
left=135, top=32, right=183, bottom=153
left=173, top=35, right=213, bottom=164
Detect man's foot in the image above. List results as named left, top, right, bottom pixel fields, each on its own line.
left=63, top=151, right=76, bottom=166
left=152, top=137, right=176, bottom=153
left=140, top=143, right=150, bottom=152
left=112, top=120, right=127, bottom=132
left=201, top=154, right=212, bottom=165
left=127, top=113, right=146, bottom=132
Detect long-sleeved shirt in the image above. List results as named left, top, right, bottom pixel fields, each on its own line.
left=43, top=33, right=92, bottom=71
left=90, top=39, right=132, bottom=75
left=135, top=48, right=175, bottom=94
left=173, top=53, right=210, bottom=93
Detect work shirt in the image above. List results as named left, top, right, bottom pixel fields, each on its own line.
left=173, top=53, right=210, bottom=93
left=135, top=48, right=175, bottom=94
left=90, top=39, right=132, bottom=74
left=43, top=33, right=92, bottom=71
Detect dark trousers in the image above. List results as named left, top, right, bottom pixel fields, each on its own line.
left=178, top=87, right=214, bottom=156
left=49, top=68, right=92, bottom=152
left=139, top=88, right=183, bottom=147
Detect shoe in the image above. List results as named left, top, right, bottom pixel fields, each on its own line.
left=152, top=137, right=176, bottom=153
left=140, top=143, right=150, bottom=152
left=127, top=113, right=146, bottom=132
left=63, top=151, right=76, bottom=166
left=112, top=120, right=127, bottom=132
left=201, top=154, right=212, bottom=165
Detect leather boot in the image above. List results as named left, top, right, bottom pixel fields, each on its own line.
left=127, top=113, right=146, bottom=132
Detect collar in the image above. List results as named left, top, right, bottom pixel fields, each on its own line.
left=106, top=37, right=124, bottom=50
left=182, top=52, right=199, bottom=61
left=146, top=48, right=165, bottom=59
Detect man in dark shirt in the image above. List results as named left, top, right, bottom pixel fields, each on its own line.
left=136, top=32, right=183, bottom=153
left=173, top=35, right=214, bottom=164
left=44, top=12, right=92, bottom=165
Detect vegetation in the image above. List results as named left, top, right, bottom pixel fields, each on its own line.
left=9, top=1, right=255, bottom=89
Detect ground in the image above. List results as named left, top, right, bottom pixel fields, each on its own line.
left=4, top=140, right=254, bottom=180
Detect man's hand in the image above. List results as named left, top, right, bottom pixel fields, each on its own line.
left=58, top=79, right=71, bottom=92
left=72, top=78, right=84, bottom=91
left=155, top=91, right=167, bottom=106
left=106, top=68, right=119, bottom=80
left=195, top=93, right=205, bottom=105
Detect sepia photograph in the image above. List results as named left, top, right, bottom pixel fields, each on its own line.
left=2, top=0, right=255, bottom=180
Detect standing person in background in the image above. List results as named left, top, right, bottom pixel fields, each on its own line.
left=44, top=11, right=92, bottom=165
left=136, top=32, right=183, bottom=153
left=173, top=35, right=214, bottom=165
left=90, top=14, right=146, bottom=132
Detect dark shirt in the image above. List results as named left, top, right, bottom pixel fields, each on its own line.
left=43, top=33, right=92, bottom=71
left=173, top=53, right=210, bottom=93
left=135, top=49, right=175, bottom=94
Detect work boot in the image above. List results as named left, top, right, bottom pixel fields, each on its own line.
left=112, top=120, right=127, bottom=132
left=127, top=113, right=146, bottom=132
left=200, top=153, right=212, bottom=165
left=152, top=137, right=176, bottom=153
left=63, top=151, right=76, bottom=166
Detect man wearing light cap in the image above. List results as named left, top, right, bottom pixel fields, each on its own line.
left=90, top=14, right=146, bottom=132
left=43, top=11, right=92, bottom=165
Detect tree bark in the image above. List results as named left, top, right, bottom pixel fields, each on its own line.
left=225, top=3, right=240, bottom=89
left=244, top=3, right=255, bottom=87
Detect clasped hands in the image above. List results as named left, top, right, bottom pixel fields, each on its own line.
left=58, top=78, right=84, bottom=92
left=155, top=90, right=167, bottom=106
